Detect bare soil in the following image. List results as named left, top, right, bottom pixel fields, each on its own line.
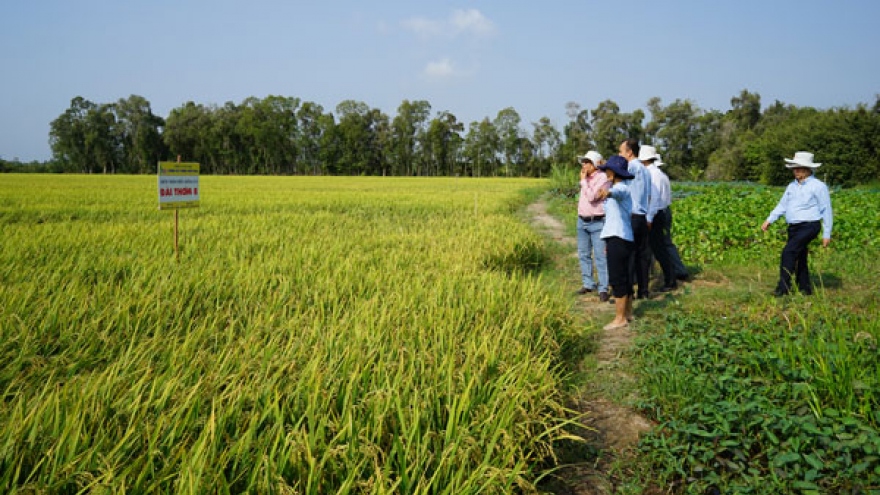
left=526, top=198, right=657, bottom=495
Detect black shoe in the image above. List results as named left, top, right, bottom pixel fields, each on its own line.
left=773, top=290, right=787, bottom=297
left=659, top=284, right=677, bottom=293
left=636, top=292, right=650, bottom=300
left=676, top=273, right=690, bottom=282
left=599, top=291, right=610, bottom=302
left=575, top=287, right=593, bottom=295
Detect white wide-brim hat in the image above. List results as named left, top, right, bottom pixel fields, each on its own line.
left=655, top=154, right=665, bottom=167
left=637, top=145, right=660, bottom=162
left=577, top=150, right=603, bottom=165
left=784, top=151, right=822, bottom=169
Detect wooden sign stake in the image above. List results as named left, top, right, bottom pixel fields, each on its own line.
left=174, top=155, right=180, bottom=263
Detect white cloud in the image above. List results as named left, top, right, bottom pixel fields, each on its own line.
left=400, top=10, right=494, bottom=80
left=450, top=9, right=496, bottom=37
left=423, top=58, right=456, bottom=78
left=401, top=16, right=445, bottom=38
left=402, top=9, right=496, bottom=39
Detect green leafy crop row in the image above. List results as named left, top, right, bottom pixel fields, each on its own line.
left=672, top=184, right=879, bottom=263
left=628, top=182, right=880, bottom=494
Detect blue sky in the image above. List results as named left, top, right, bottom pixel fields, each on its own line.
left=2, top=0, right=878, bottom=162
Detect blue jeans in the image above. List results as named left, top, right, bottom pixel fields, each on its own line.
left=577, top=216, right=609, bottom=292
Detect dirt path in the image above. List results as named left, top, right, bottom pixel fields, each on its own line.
left=527, top=198, right=655, bottom=495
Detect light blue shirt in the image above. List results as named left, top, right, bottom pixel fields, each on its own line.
left=627, top=159, right=651, bottom=216
left=601, top=182, right=634, bottom=242
left=766, top=175, right=833, bottom=239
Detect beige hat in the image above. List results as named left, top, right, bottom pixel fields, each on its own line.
left=784, top=151, right=822, bottom=169
left=577, top=150, right=603, bottom=165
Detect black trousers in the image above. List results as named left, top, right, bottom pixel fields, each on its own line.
left=629, top=214, right=651, bottom=297
left=648, top=208, right=677, bottom=287
left=606, top=236, right=635, bottom=298
left=776, top=221, right=821, bottom=295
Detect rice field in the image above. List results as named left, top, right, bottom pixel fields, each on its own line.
left=0, top=174, right=576, bottom=494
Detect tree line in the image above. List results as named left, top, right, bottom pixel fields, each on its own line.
left=3, top=90, right=879, bottom=186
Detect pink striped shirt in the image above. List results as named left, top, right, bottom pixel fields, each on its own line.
left=578, top=171, right=610, bottom=217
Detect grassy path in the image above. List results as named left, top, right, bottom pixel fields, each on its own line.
left=526, top=196, right=655, bottom=495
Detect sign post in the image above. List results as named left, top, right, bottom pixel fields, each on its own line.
left=158, top=157, right=200, bottom=262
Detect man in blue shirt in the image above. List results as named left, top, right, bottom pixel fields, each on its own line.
left=761, top=152, right=833, bottom=296
left=619, top=138, right=652, bottom=299
left=641, top=147, right=687, bottom=292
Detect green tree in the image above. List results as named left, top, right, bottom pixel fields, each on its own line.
left=746, top=106, right=880, bottom=186
left=424, top=111, right=464, bottom=176
left=236, top=96, right=300, bottom=174
left=530, top=116, right=561, bottom=177
left=296, top=101, right=329, bottom=175
left=730, top=89, right=762, bottom=131
left=334, top=100, right=387, bottom=175
left=210, top=102, right=243, bottom=174
left=164, top=102, right=215, bottom=169
left=49, top=97, right=120, bottom=174
left=560, top=102, right=592, bottom=169
left=463, top=118, right=499, bottom=177
left=390, top=100, right=431, bottom=176
left=494, top=107, right=523, bottom=176
left=86, top=103, right=120, bottom=174
left=645, top=98, right=705, bottom=179
left=590, top=99, right=644, bottom=158
left=316, top=112, right=340, bottom=175
left=114, top=95, right=165, bottom=174
left=50, top=97, right=94, bottom=173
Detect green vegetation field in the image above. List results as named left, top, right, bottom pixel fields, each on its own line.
left=3, top=175, right=880, bottom=494
left=547, top=182, right=880, bottom=494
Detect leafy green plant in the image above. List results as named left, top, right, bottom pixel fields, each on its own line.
left=547, top=163, right=579, bottom=198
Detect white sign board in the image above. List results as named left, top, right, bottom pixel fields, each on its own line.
left=158, top=162, right=200, bottom=210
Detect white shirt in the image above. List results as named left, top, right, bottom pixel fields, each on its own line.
left=646, top=164, right=671, bottom=223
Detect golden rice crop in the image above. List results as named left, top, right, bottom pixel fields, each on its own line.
left=0, top=174, right=576, bottom=494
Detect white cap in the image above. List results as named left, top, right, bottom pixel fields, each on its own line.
left=577, top=150, right=603, bottom=165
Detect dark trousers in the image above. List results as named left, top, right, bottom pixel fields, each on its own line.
left=648, top=208, right=677, bottom=287
left=629, top=214, right=651, bottom=297
left=606, top=236, right=634, bottom=298
left=776, top=221, right=821, bottom=295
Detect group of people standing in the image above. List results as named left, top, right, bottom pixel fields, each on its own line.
left=575, top=141, right=833, bottom=331
left=575, top=139, right=688, bottom=330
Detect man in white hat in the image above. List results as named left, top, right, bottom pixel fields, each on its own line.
left=761, top=151, right=833, bottom=296
left=641, top=147, right=688, bottom=292
left=575, top=150, right=611, bottom=302
left=653, top=154, right=690, bottom=282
